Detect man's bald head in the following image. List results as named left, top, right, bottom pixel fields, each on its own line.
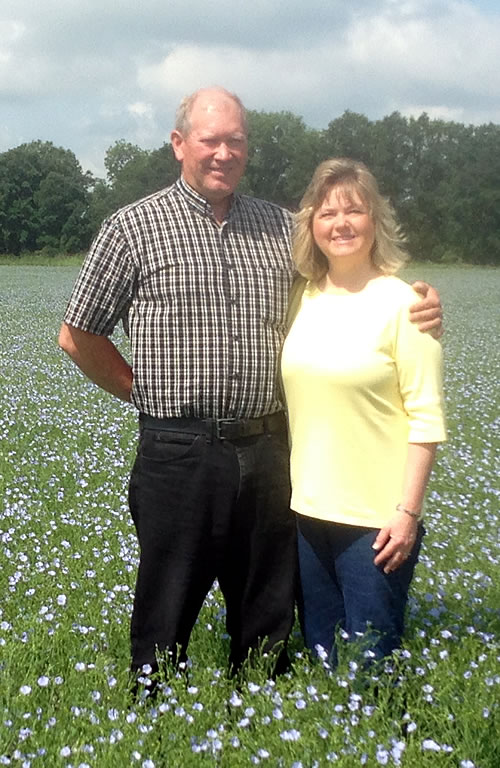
left=174, top=87, right=248, bottom=137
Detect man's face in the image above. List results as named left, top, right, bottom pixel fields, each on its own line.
left=171, top=93, right=248, bottom=204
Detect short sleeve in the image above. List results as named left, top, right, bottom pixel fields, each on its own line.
left=64, top=218, right=136, bottom=336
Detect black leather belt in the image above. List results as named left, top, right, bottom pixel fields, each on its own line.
left=139, top=411, right=286, bottom=441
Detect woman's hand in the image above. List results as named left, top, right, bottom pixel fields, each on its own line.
left=372, top=511, right=419, bottom=574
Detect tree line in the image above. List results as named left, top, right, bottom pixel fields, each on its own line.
left=1, top=110, right=499, bottom=265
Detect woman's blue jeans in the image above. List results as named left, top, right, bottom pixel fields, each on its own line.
left=296, top=515, right=425, bottom=665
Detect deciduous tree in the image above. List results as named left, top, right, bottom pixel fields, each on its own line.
left=0, top=141, right=91, bottom=255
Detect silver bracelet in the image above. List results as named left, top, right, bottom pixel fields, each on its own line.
left=396, top=503, right=421, bottom=520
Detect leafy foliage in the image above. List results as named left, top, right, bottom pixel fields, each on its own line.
left=0, top=141, right=92, bottom=255
left=1, top=112, right=499, bottom=264
left=240, top=110, right=322, bottom=207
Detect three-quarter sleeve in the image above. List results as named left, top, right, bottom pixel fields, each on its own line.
left=393, top=293, right=447, bottom=443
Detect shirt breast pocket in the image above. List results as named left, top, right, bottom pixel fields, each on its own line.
left=253, top=264, right=291, bottom=329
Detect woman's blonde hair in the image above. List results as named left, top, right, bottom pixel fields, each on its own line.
left=293, top=157, right=409, bottom=281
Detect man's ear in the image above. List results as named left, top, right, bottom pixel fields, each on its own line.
left=170, top=130, right=184, bottom=162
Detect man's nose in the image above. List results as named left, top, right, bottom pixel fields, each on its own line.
left=214, top=142, right=231, bottom=160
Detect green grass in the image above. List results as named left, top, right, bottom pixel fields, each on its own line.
left=0, top=264, right=498, bottom=767
left=0, top=253, right=85, bottom=266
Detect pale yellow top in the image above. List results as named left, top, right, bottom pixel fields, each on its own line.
left=281, top=276, right=447, bottom=528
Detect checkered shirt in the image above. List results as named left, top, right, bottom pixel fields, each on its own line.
left=64, top=177, right=294, bottom=419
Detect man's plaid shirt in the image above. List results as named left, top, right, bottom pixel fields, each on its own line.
left=64, top=177, right=294, bottom=419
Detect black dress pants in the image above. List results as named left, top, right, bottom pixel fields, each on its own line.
left=128, top=423, right=296, bottom=675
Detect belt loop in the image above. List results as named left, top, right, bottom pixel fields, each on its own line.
left=206, top=419, right=215, bottom=445
left=213, top=419, right=227, bottom=442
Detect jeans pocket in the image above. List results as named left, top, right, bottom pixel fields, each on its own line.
left=140, top=430, right=203, bottom=463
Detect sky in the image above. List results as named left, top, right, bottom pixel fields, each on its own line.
left=1, top=0, right=499, bottom=179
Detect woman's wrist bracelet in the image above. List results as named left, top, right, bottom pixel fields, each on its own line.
left=396, top=503, right=421, bottom=520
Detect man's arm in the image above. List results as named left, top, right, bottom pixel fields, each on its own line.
left=58, top=323, right=133, bottom=403
left=409, top=281, right=443, bottom=337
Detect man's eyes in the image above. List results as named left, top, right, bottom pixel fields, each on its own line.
left=200, top=137, right=244, bottom=147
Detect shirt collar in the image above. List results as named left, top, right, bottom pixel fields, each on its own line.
left=176, top=176, right=238, bottom=222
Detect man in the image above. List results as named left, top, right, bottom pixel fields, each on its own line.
left=59, top=87, right=442, bottom=683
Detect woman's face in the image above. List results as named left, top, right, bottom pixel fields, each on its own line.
left=312, top=185, right=375, bottom=267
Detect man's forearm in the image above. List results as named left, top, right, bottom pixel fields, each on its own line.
left=410, top=281, right=443, bottom=337
left=58, top=323, right=133, bottom=402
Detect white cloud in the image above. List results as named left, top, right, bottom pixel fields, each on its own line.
left=128, top=102, right=154, bottom=119
left=401, top=103, right=500, bottom=125
left=136, top=45, right=310, bottom=102
left=401, top=104, right=466, bottom=122
left=0, top=0, right=498, bottom=174
left=0, top=19, right=26, bottom=43
left=346, top=1, right=500, bottom=93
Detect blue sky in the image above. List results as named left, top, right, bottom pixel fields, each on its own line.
left=1, top=0, right=498, bottom=177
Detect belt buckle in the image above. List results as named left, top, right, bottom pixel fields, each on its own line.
left=214, top=418, right=237, bottom=441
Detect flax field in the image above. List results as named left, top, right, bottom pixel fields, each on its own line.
left=0, top=264, right=498, bottom=768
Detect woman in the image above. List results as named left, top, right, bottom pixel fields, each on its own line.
left=281, top=158, right=446, bottom=665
